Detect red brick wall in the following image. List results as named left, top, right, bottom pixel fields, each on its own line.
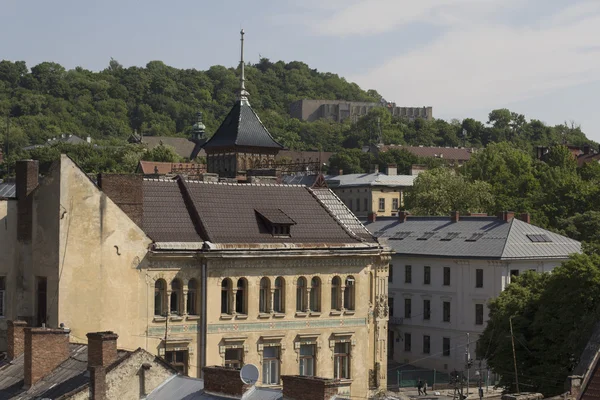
left=97, top=174, right=143, bottom=226
left=282, top=375, right=342, bottom=400
left=89, top=365, right=107, bottom=400
left=7, top=320, right=27, bottom=360
left=87, top=332, right=119, bottom=368
left=202, top=366, right=252, bottom=397
left=16, top=160, right=39, bottom=242
left=24, top=327, right=70, bottom=387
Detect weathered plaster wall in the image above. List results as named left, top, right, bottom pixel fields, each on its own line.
left=0, top=199, right=17, bottom=350
left=332, top=187, right=405, bottom=217
left=56, top=156, right=153, bottom=350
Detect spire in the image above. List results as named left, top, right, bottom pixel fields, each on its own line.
left=192, top=111, right=206, bottom=140
left=238, top=29, right=250, bottom=102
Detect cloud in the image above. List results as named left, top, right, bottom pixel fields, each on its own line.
left=343, top=2, right=600, bottom=114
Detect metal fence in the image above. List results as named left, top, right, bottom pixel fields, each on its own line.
left=392, top=367, right=497, bottom=390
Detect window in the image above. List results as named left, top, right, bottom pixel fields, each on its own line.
left=0, top=277, right=5, bottom=317
left=310, top=277, right=321, bottom=312
left=404, top=333, right=412, bottom=352
left=388, top=265, right=393, bottom=283
left=475, top=304, right=484, bottom=325
left=423, top=299, right=431, bottom=320
left=356, top=199, right=360, bottom=212
left=526, top=234, right=551, bottom=243
left=225, top=348, right=243, bottom=368
left=297, top=277, right=307, bottom=312
left=221, top=279, right=231, bottom=314
left=443, top=301, right=451, bottom=322
left=417, top=232, right=435, bottom=241
left=274, top=277, right=284, bottom=313
left=260, top=277, right=270, bottom=313
left=236, top=278, right=247, bottom=314
left=170, top=279, right=182, bottom=315
left=424, top=266, right=431, bottom=285
left=262, top=347, right=280, bottom=385
left=443, top=337, right=450, bottom=356
left=378, top=198, right=385, bottom=211
left=187, top=279, right=198, bottom=315
left=166, top=350, right=188, bottom=375
left=392, top=198, right=399, bottom=210
left=389, top=297, right=394, bottom=317
left=344, top=276, right=355, bottom=310
left=331, top=276, right=341, bottom=310
left=476, top=269, right=483, bottom=288
left=364, top=198, right=368, bottom=211
left=443, top=267, right=451, bottom=286
left=154, top=279, right=166, bottom=316
left=36, top=277, right=47, bottom=326
left=405, top=265, right=412, bottom=283
left=510, top=269, right=519, bottom=278
left=334, top=342, right=350, bottom=379
left=299, top=344, right=316, bottom=376
left=423, top=335, right=430, bottom=354
left=404, top=298, right=412, bottom=319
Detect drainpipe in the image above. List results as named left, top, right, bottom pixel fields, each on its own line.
left=201, top=258, right=207, bottom=378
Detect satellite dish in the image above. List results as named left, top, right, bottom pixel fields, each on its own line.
left=240, top=363, right=259, bottom=385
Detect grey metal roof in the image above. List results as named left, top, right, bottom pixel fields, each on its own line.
left=281, top=174, right=321, bottom=186
left=0, top=183, right=16, bottom=198
left=326, top=173, right=416, bottom=188
left=363, top=216, right=580, bottom=260
left=147, top=376, right=283, bottom=400
left=202, top=100, right=283, bottom=150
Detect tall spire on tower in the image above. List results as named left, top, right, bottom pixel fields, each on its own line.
left=238, top=29, right=250, bottom=102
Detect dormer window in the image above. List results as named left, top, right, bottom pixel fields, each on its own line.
left=255, top=209, right=296, bottom=237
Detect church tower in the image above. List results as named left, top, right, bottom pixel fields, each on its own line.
left=201, top=30, right=283, bottom=178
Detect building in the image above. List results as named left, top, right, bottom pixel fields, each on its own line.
left=290, top=100, right=433, bottom=123
left=363, top=211, right=581, bottom=373
left=536, top=144, right=600, bottom=167
left=136, top=160, right=207, bottom=179
left=326, top=165, right=416, bottom=218
left=22, top=134, right=92, bottom=151
left=376, top=145, right=475, bottom=166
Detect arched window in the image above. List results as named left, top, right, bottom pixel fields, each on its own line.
left=260, top=277, right=270, bottom=313
left=187, top=279, right=198, bottom=315
left=171, top=279, right=182, bottom=315
left=344, top=276, right=356, bottom=310
left=296, top=277, right=307, bottom=312
left=274, top=277, right=284, bottom=313
left=154, top=279, right=166, bottom=316
left=331, top=276, right=341, bottom=310
left=310, top=277, right=321, bottom=312
left=221, top=279, right=232, bottom=314
left=236, top=278, right=247, bottom=315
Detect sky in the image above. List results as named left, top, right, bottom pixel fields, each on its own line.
left=1, top=0, right=599, bottom=141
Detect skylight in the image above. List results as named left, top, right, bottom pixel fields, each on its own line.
left=526, top=234, right=552, bottom=243
left=440, top=232, right=459, bottom=241
left=466, top=233, right=485, bottom=242
left=417, top=232, right=435, bottom=241
left=390, top=231, right=412, bottom=240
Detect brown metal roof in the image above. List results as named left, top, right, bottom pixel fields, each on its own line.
left=141, top=136, right=197, bottom=159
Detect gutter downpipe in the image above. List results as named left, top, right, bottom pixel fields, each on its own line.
left=201, top=256, right=207, bottom=378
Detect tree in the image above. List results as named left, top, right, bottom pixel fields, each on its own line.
left=142, top=144, right=181, bottom=163
left=404, top=168, right=494, bottom=215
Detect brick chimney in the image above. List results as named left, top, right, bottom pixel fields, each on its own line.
left=87, top=331, right=119, bottom=368
left=367, top=212, right=377, bottom=223
left=520, top=213, right=531, bottom=224
left=497, top=211, right=515, bottom=222
left=282, top=375, right=343, bottom=400
left=202, top=366, right=252, bottom=397
left=90, top=365, right=107, bottom=400
left=16, top=160, right=39, bottom=242
left=97, top=174, right=143, bottom=226
left=399, top=211, right=409, bottom=223
left=451, top=211, right=459, bottom=223
left=7, top=320, right=27, bottom=360
left=387, top=164, right=397, bottom=176
left=24, top=327, right=70, bottom=387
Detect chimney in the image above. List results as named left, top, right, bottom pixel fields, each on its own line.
left=97, top=174, right=143, bottom=226
left=387, top=164, right=397, bottom=176
left=87, top=331, right=119, bottom=368
left=90, top=365, right=107, bottom=400
left=451, top=211, right=459, bottom=223
left=7, top=320, right=27, bottom=360
left=520, top=213, right=531, bottom=224
left=16, top=160, right=39, bottom=242
left=24, top=327, right=70, bottom=387
left=367, top=212, right=377, bottom=223
left=202, top=366, right=252, bottom=397
left=399, top=211, right=409, bottom=223
left=497, top=211, right=515, bottom=222
left=140, top=363, right=152, bottom=397
left=410, top=164, right=427, bottom=176
left=282, top=375, right=343, bottom=400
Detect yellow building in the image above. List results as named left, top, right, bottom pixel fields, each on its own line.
left=327, top=165, right=416, bottom=218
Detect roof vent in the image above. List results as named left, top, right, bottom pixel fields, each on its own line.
left=390, top=231, right=411, bottom=240
left=440, top=232, right=459, bottom=241
left=526, top=234, right=551, bottom=243
left=466, top=233, right=485, bottom=242
left=417, top=232, right=435, bottom=241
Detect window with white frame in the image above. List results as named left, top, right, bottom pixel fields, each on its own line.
left=221, top=278, right=232, bottom=314
left=299, top=344, right=316, bottom=376
left=392, top=198, right=399, bottom=210
left=378, top=198, right=385, bottom=211
left=334, top=342, right=351, bottom=379
left=225, top=348, right=244, bottom=368
left=262, top=346, right=280, bottom=385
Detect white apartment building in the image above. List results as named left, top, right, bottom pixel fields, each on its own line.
left=363, top=211, right=581, bottom=374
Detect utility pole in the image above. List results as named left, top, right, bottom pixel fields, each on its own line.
left=509, top=316, right=520, bottom=394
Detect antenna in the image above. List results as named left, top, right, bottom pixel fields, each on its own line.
left=238, top=29, right=250, bottom=102
left=240, top=363, right=259, bottom=385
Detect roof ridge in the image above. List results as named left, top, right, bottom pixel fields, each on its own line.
left=181, top=179, right=304, bottom=188
left=176, top=178, right=211, bottom=241
left=500, top=218, right=516, bottom=258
